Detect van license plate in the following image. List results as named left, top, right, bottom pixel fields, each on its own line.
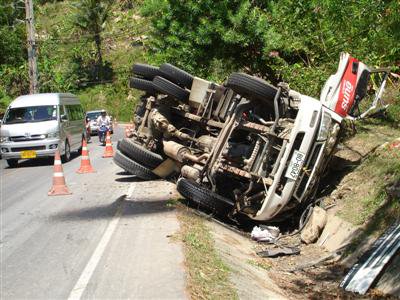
left=285, top=150, right=306, bottom=181
left=21, top=150, right=37, bottom=159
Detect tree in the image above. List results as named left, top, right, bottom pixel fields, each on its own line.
left=141, top=0, right=400, bottom=96
left=72, top=0, right=112, bottom=78
left=0, top=0, right=26, bottom=65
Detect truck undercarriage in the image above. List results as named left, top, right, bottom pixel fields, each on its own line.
left=114, top=54, right=390, bottom=223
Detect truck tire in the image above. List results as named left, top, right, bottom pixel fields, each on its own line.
left=117, top=138, right=163, bottom=169
left=129, top=77, right=157, bottom=95
left=132, top=63, right=161, bottom=80
left=159, top=63, right=194, bottom=89
left=153, top=76, right=190, bottom=102
left=177, top=178, right=234, bottom=215
left=226, top=73, right=278, bottom=103
left=113, top=150, right=158, bottom=180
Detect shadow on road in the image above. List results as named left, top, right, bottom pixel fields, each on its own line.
left=115, top=176, right=144, bottom=183
left=4, top=152, right=81, bottom=169
left=116, top=171, right=132, bottom=176
left=51, top=196, right=174, bottom=222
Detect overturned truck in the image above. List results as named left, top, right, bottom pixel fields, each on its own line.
left=114, top=53, right=390, bottom=222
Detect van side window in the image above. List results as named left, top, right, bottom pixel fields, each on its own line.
left=66, top=105, right=83, bottom=121
left=77, top=106, right=84, bottom=120
left=60, top=105, right=67, bottom=119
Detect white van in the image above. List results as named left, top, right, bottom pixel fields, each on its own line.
left=0, top=93, right=86, bottom=167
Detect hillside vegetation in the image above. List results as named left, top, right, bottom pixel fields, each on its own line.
left=0, top=0, right=399, bottom=122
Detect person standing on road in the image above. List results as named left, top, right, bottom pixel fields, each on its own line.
left=97, top=110, right=111, bottom=142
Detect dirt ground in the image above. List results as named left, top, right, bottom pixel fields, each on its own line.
left=209, top=219, right=397, bottom=300
left=259, top=240, right=353, bottom=299
left=208, top=127, right=400, bottom=299
left=189, top=122, right=400, bottom=299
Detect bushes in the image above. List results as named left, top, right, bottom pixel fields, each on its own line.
left=141, top=0, right=400, bottom=96
left=385, top=83, right=400, bottom=125
left=77, top=76, right=141, bottom=122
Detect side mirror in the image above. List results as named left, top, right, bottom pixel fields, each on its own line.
left=61, top=114, right=68, bottom=121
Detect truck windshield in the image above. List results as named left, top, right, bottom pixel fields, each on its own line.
left=4, top=105, right=58, bottom=124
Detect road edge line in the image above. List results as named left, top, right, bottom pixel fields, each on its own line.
left=67, top=190, right=133, bottom=300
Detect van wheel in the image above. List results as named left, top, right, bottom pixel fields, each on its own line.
left=6, top=159, right=18, bottom=168
left=63, top=141, right=71, bottom=163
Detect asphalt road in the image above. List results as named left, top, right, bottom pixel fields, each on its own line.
left=1, top=125, right=186, bottom=299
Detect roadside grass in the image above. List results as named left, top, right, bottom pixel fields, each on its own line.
left=337, top=140, right=400, bottom=231
left=246, top=259, right=271, bottom=271
left=177, top=208, right=238, bottom=300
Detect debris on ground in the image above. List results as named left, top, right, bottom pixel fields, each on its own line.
left=257, top=246, right=300, bottom=258
left=251, top=226, right=280, bottom=243
left=340, top=222, right=400, bottom=295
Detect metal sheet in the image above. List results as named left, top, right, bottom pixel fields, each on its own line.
left=340, top=222, right=400, bottom=294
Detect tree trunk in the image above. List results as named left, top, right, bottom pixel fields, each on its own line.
left=94, top=32, right=103, bottom=80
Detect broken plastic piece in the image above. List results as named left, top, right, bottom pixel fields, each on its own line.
left=251, top=226, right=280, bottom=243
left=257, top=246, right=300, bottom=258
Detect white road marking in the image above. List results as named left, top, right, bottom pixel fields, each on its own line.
left=67, top=185, right=135, bottom=300
left=126, top=184, right=137, bottom=200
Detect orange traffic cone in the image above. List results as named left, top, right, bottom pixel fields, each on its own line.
left=103, top=131, right=114, bottom=158
left=48, top=150, right=72, bottom=196
left=76, top=138, right=96, bottom=173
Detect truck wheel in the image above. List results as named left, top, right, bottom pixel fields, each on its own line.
left=117, top=138, right=163, bottom=169
left=129, top=77, right=157, bottom=95
left=113, top=150, right=158, bottom=180
left=6, top=159, right=18, bottom=168
left=153, top=76, right=190, bottom=102
left=177, top=178, right=234, bottom=215
left=159, top=63, right=194, bottom=89
left=226, top=73, right=278, bottom=103
left=132, top=63, right=161, bottom=80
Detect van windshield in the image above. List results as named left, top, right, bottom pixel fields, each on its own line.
left=4, top=105, right=58, bottom=124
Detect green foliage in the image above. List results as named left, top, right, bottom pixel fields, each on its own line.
left=141, top=0, right=275, bottom=80
left=0, top=64, right=29, bottom=112
left=77, top=80, right=138, bottom=122
left=142, top=0, right=400, bottom=96
left=0, top=0, right=28, bottom=110
left=385, top=85, right=400, bottom=125
left=72, top=0, right=112, bottom=67
left=0, top=0, right=26, bottom=65
left=2, top=0, right=399, bottom=121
